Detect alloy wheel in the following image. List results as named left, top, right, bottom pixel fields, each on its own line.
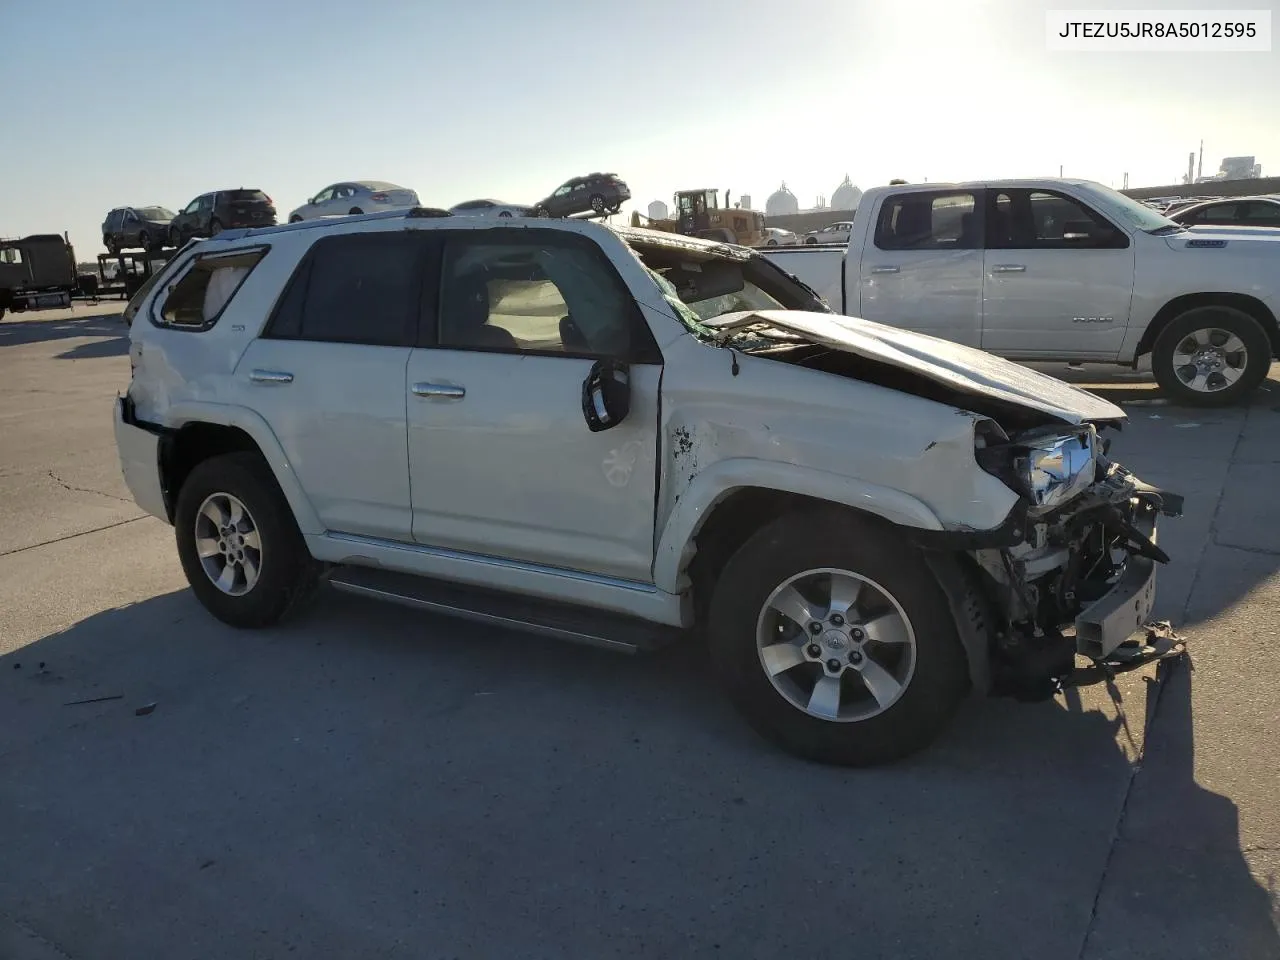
left=193, top=492, right=263, bottom=596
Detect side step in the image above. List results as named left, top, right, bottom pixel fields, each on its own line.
left=325, top=566, right=682, bottom=655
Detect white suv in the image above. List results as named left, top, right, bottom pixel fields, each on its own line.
left=114, top=209, right=1183, bottom=766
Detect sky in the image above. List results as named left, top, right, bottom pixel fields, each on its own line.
left=2, top=0, right=1278, bottom=257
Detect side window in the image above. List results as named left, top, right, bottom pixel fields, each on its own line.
left=987, top=190, right=1126, bottom=249
left=266, top=232, right=420, bottom=346
left=183, top=199, right=201, bottom=215
left=1242, top=202, right=1280, bottom=227
left=1199, top=202, right=1240, bottom=223
left=554, top=184, right=572, bottom=197
left=874, top=191, right=980, bottom=250
left=154, top=248, right=267, bottom=330
left=313, top=187, right=334, bottom=203
left=107, top=210, right=123, bottom=231
left=437, top=234, right=646, bottom=359
left=199, top=194, right=216, bottom=212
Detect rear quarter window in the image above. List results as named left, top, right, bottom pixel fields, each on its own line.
left=151, top=247, right=268, bottom=331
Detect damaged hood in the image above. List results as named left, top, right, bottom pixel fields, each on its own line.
left=703, top=310, right=1126, bottom=426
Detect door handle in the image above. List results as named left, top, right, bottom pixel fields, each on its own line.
left=869, top=265, right=900, bottom=274
left=990, top=264, right=1027, bottom=273
left=249, top=369, right=293, bottom=383
left=412, top=382, right=465, bottom=399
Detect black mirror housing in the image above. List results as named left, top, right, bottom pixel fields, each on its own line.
left=581, top=359, right=631, bottom=432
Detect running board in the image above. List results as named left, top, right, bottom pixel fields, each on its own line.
left=325, top=566, right=682, bottom=655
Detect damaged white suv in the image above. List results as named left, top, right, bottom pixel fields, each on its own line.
left=115, top=209, right=1183, bottom=766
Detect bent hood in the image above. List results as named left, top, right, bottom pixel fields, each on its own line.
left=703, top=310, right=1126, bottom=426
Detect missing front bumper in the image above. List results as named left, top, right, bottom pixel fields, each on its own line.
left=1074, top=506, right=1160, bottom=660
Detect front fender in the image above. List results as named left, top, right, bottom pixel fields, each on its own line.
left=166, top=400, right=324, bottom=535
left=652, top=457, right=943, bottom=593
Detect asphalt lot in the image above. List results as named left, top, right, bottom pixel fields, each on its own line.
left=1, top=302, right=1278, bottom=960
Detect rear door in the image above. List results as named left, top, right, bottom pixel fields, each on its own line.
left=1240, top=200, right=1280, bottom=228
left=980, top=188, right=1135, bottom=359
left=234, top=230, right=424, bottom=541
left=855, top=189, right=984, bottom=346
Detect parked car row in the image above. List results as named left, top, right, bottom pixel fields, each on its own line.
left=101, top=173, right=633, bottom=254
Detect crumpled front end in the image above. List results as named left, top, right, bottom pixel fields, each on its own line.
left=962, top=424, right=1184, bottom=701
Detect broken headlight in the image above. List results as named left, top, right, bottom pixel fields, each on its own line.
left=976, top=424, right=1097, bottom=512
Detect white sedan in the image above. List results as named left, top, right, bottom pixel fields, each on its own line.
left=288, top=181, right=420, bottom=222
left=756, top=227, right=799, bottom=247
left=802, top=221, right=855, bottom=245
left=448, top=199, right=533, bottom=218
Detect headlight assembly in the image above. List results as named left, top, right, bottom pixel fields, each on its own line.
left=976, top=424, right=1098, bottom=511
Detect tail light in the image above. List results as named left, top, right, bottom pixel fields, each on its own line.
left=371, top=192, right=389, bottom=201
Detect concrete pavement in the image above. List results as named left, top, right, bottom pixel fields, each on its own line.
left=1, top=304, right=1277, bottom=959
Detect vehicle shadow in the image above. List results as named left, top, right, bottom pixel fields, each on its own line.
left=0, top=588, right=1274, bottom=958
left=0, top=312, right=127, bottom=350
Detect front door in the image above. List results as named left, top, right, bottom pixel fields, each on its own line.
left=406, top=228, right=662, bottom=582
left=855, top=188, right=985, bottom=346
left=232, top=230, right=424, bottom=541
left=980, top=188, right=1135, bottom=359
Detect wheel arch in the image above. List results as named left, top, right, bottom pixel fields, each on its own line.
left=158, top=404, right=322, bottom=535
left=1136, top=292, right=1280, bottom=358
left=655, top=460, right=946, bottom=596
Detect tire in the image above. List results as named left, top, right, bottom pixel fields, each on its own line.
left=1151, top=305, right=1271, bottom=407
left=535, top=205, right=551, bottom=218
left=707, top=509, right=969, bottom=766
left=589, top=193, right=605, bottom=214
left=174, top=452, right=321, bottom=629
left=104, top=235, right=116, bottom=254
left=169, top=227, right=182, bottom=248
left=349, top=207, right=363, bottom=215
left=804, top=236, right=817, bottom=245
left=289, top=215, right=303, bottom=223
left=767, top=239, right=778, bottom=246
left=209, top=218, right=223, bottom=236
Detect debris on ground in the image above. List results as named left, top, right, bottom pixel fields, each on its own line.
left=63, top=694, right=123, bottom=706
left=135, top=702, right=157, bottom=716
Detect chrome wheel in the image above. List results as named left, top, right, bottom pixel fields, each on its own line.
left=194, top=492, right=262, bottom=596
left=756, top=567, right=917, bottom=723
left=1172, top=327, right=1247, bottom=394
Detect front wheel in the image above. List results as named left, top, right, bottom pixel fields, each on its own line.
left=804, top=236, right=817, bottom=245
left=767, top=238, right=778, bottom=246
left=589, top=193, right=606, bottom=214
left=534, top=205, right=551, bottom=218
left=1151, top=305, right=1271, bottom=406
left=209, top=218, right=223, bottom=236
left=289, top=215, right=303, bottom=223
left=174, top=452, right=320, bottom=629
left=349, top=207, right=363, bottom=215
left=708, top=510, right=968, bottom=766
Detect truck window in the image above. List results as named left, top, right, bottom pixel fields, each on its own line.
left=986, top=190, right=1127, bottom=249
left=874, top=192, right=980, bottom=250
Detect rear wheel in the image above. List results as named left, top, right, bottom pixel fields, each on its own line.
left=708, top=510, right=968, bottom=766
left=1151, top=305, right=1271, bottom=406
left=174, top=452, right=321, bottom=628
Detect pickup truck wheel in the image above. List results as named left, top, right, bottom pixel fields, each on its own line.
left=174, top=452, right=320, bottom=629
left=708, top=511, right=968, bottom=766
left=1152, top=306, right=1270, bottom=406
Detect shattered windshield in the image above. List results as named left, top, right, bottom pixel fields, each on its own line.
left=627, top=237, right=827, bottom=336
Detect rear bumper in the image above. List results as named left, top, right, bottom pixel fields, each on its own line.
left=114, top=396, right=169, bottom=523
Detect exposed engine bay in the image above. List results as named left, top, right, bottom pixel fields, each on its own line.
left=968, top=449, right=1184, bottom=701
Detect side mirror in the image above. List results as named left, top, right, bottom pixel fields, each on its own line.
left=581, top=359, right=631, bottom=432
